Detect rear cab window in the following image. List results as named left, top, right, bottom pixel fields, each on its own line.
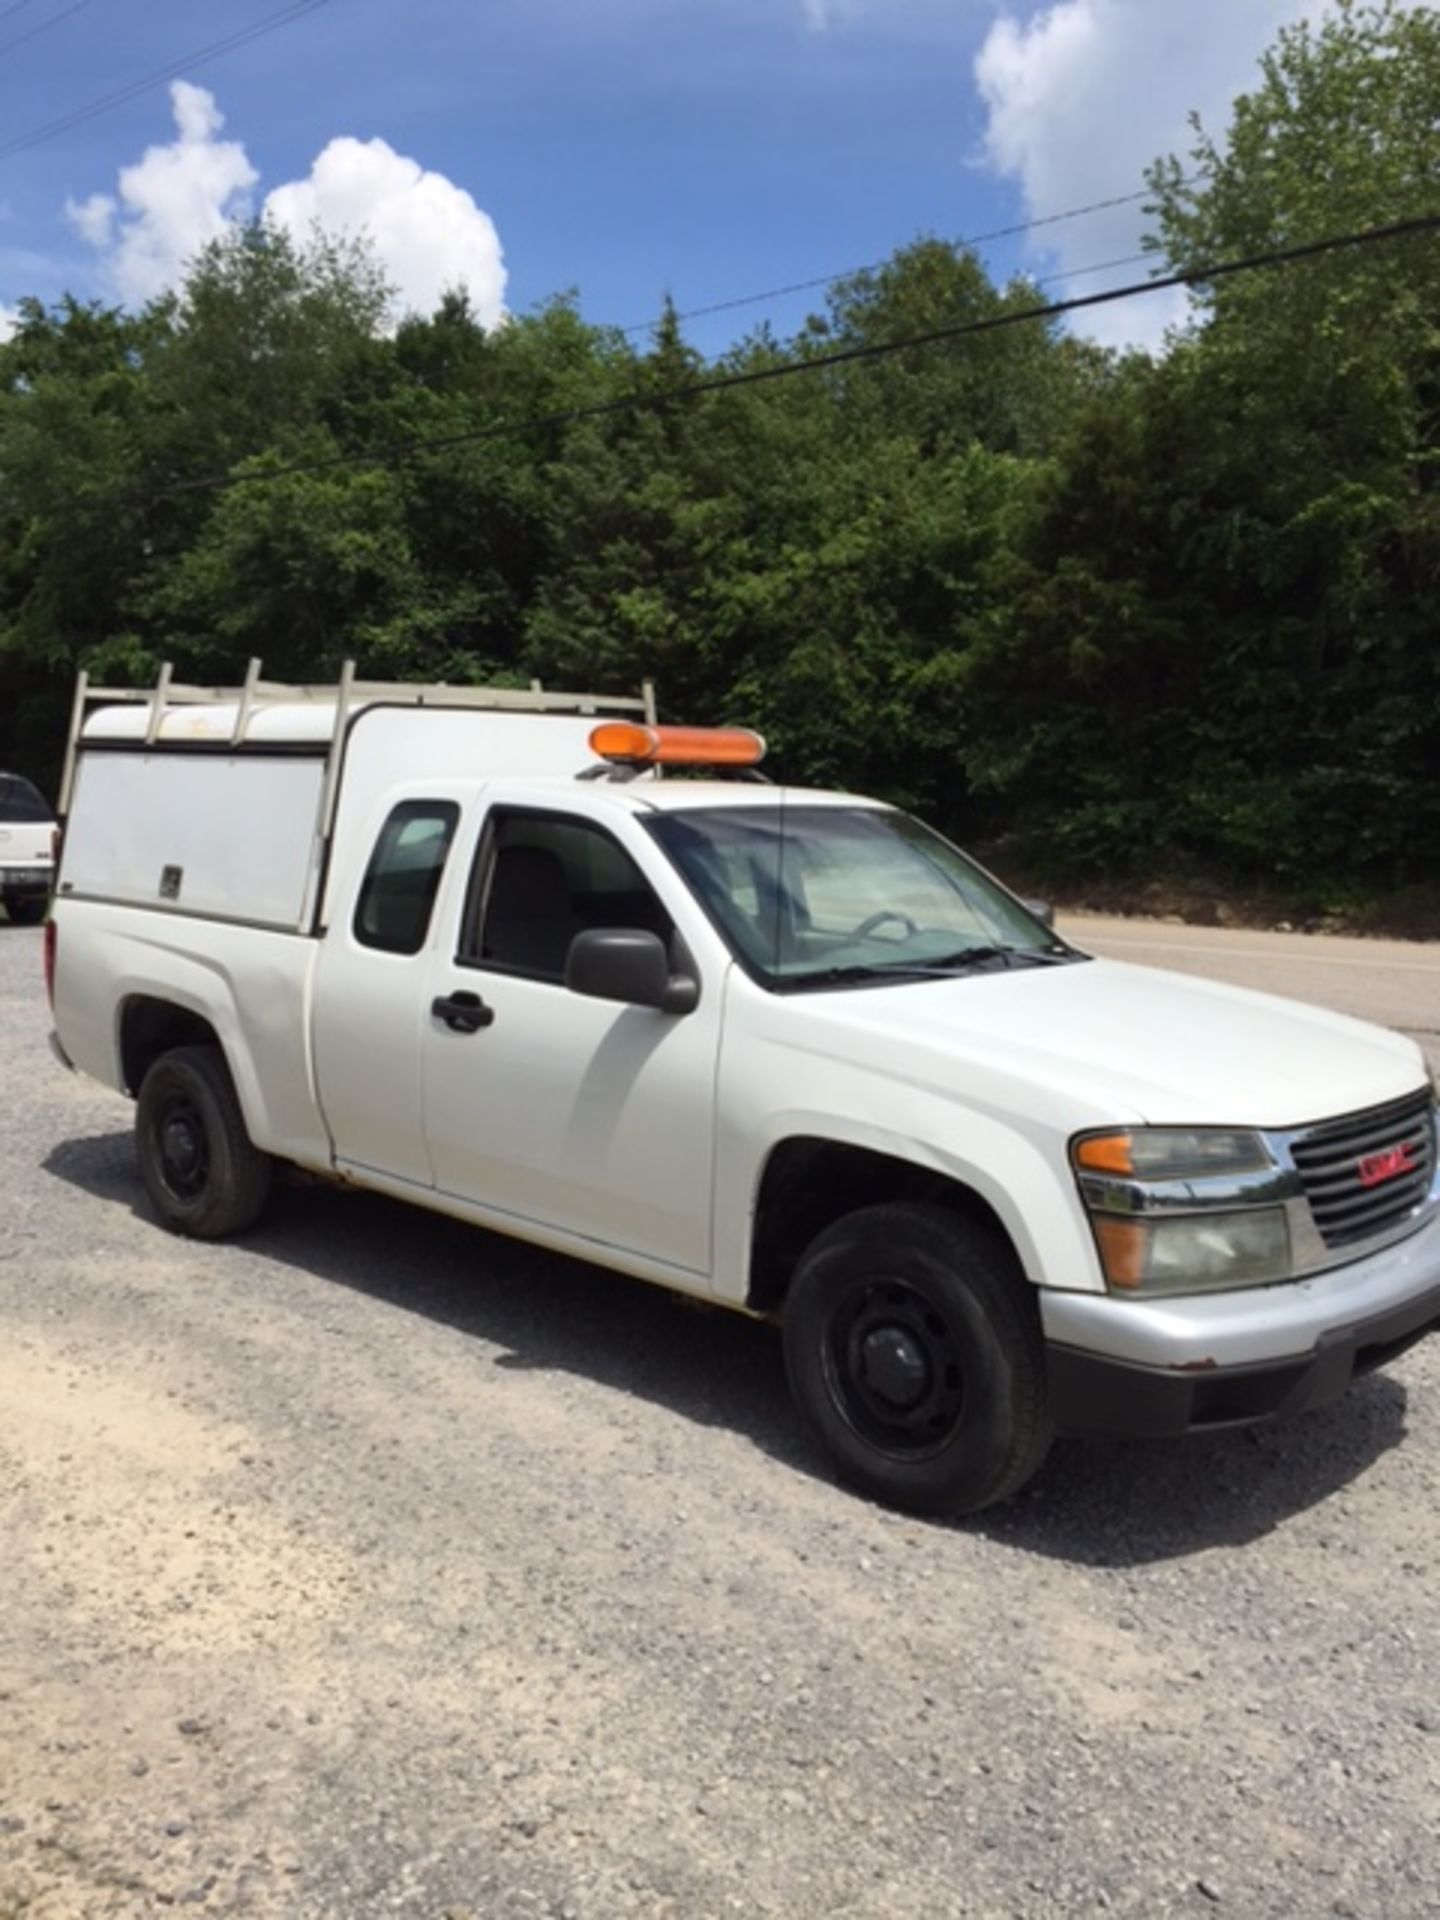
left=0, top=776, right=54, bottom=824
left=354, top=800, right=460, bottom=954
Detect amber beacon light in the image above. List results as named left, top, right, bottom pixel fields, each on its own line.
left=588, top=723, right=767, bottom=767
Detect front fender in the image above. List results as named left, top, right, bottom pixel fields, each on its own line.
left=712, top=1090, right=1105, bottom=1304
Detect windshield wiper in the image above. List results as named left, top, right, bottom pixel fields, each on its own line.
left=921, top=945, right=1015, bottom=971
left=929, top=944, right=1081, bottom=969
left=798, top=948, right=1014, bottom=988
left=795, top=944, right=1081, bottom=989
left=795, top=963, right=959, bottom=987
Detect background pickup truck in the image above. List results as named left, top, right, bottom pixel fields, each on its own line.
left=0, top=770, right=55, bottom=926
left=46, top=666, right=1440, bottom=1514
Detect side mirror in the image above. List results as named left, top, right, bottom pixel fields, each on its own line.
left=566, top=928, right=700, bottom=1015
left=1022, top=897, right=1055, bottom=930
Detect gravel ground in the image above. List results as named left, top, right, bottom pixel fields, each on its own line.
left=1, top=922, right=1438, bottom=1919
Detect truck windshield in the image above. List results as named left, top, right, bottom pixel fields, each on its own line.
left=645, top=804, right=1077, bottom=991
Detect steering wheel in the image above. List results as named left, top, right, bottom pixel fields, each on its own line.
left=851, top=910, right=920, bottom=942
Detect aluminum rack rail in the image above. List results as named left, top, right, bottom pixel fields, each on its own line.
left=58, top=657, right=657, bottom=818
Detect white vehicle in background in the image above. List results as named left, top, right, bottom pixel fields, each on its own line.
left=0, top=771, right=55, bottom=926
left=44, top=663, right=1440, bottom=1515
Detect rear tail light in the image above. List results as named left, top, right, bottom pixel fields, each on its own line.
left=44, top=919, right=56, bottom=1008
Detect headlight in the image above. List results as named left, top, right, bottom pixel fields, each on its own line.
left=1091, top=1209, right=1291, bottom=1294
left=1071, top=1127, right=1296, bottom=1296
left=1073, top=1128, right=1272, bottom=1181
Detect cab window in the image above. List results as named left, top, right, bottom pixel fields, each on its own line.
left=461, top=809, right=673, bottom=982
left=0, top=775, right=53, bottom=824
left=354, top=800, right=459, bottom=954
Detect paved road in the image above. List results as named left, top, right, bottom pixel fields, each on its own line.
left=1, top=921, right=1438, bottom=1919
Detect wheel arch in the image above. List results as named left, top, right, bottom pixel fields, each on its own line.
left=113, top=986, right=270, bottom=1155
left=747, top=1135, right=1025, bottom=1315
left=118, top=994, right=225, bottom=1097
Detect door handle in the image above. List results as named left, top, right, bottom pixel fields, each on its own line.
left=431, top=990, right=495, bottom=1034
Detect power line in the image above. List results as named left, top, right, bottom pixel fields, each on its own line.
left=0, top=0, right=332, bottom=164
left=147, top=211, right=1439, bottom=503
left=614, top=183, right=1178, bottom=339
left=0, top=0, right=93, bottom=61
left=1030, top=249, right=1153, bottom=291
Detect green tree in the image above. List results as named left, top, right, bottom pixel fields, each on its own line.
left=963, top=0, right=1440, bottom=889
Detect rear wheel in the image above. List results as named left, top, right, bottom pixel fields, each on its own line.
left=3, top=892, right=46, bottom=926
left=135, top=1044, right=272, bottom=1238
left=782, top=1202, right=1053, bottom=1516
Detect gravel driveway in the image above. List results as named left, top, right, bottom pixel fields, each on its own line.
left=1, top=922, right=1437, bottom=1918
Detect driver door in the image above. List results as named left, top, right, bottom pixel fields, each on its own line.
left=421, top=798, right=722, bottom=1278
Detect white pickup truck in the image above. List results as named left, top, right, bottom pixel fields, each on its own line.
left=47, top=666, right=1440, bottom=1514
left=1, top=771, right=55, bottom=925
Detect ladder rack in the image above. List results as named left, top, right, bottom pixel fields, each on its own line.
left=58, top=657, right=658, bottom=818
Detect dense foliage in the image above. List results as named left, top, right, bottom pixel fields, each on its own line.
left=2, top=1, right=1436, bottom=899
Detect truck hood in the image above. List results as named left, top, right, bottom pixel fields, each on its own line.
left=785, top=956, right=1425, bottom=1129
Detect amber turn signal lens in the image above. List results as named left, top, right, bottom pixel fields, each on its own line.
left=1090, top=1217, right=1146, bottom=1289
left=589, top=723, right=766, bottom=767
left=1072, top=1132, right=1135, bottom=1177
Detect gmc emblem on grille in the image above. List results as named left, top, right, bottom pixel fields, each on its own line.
left=1357, top=1143, right=1416, bottom=1188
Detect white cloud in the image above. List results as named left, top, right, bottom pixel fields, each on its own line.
left=70, top=80, right=259, bottom=305
left=975, top=0, right=1316, bottom=351
left=64, top=192, right=117, bottom=250
left=66, top=81, right=506, bottom=329
left=264, top=137, right=505, bottom=329
left=0, top=303, right=18, bottom=344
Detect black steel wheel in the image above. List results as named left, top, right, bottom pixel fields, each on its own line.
left=152, top=1090, right=211, bottom=1202
left=135, top=1044, right=272, bottom=1238
left=783, top=1202, right=1053, bottom=1516
left=823, top=1276, right=968, bottom=1461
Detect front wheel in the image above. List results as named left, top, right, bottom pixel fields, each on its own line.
left=135, top=1045, right=272, bottom=1238
left=3, top=892, right=46, bottom=927
left=782, top=1203, right=1053, bottom=1516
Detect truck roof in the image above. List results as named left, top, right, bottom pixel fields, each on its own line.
left=77, top=704, right=886, bottom=812
left=601, top=782, right=887, bottom=814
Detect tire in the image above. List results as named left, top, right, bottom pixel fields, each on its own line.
left=782, top=1202, right=1053, bottom=1517
left=3, top=892, right=46, bottom=926
left=135, top=1044, right=272, bottom=1238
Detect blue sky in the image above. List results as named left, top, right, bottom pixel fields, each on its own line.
left=0, top=0, right=1330, bottom=355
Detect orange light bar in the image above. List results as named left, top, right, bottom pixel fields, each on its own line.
left=588, top=723, right=766, bottom=767
left=1073, top=1132, right=1135, bottom=1177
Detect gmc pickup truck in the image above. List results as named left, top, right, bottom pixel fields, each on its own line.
left=1, top=770, right=55, bottom=925
left=46, top=665, right=1440, bottom=1514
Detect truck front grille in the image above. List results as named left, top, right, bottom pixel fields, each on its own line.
left=1290, top=1090, right=1437, bottom=1251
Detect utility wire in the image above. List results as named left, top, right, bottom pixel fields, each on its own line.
left=0, top=0, right=331, bottom=163
left=0, top=0, right=93, bottom=60
left=1031, top=249, right=1152, bottom=290
left=147, top=211, right=1440, bottom=502
left=615, top=183, right=1181, bottom=338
